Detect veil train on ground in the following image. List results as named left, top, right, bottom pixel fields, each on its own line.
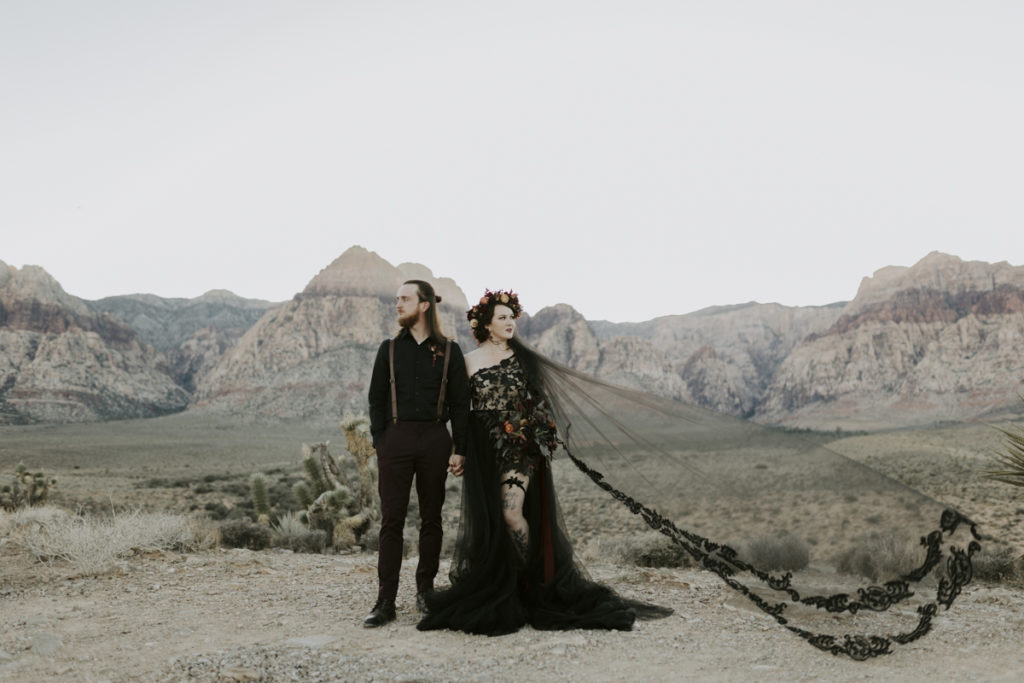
left=518, top=340, right=980, bottom=660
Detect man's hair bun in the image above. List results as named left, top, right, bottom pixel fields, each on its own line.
left=435, top=295, right=443, bottom=303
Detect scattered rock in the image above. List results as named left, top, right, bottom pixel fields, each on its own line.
left=29, top=633, right=62, bottom=656
left=219, top=665, right=262, bottom=682
left=283, top=635, right=337, bottom=649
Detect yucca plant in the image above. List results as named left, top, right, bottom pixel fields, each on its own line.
left=985, top=397, right=1024, bottom=488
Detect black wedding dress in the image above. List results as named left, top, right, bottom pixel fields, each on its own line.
left=417, top=352, right=671, bottom=635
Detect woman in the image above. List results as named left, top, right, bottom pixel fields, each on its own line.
left=417, top=290, right=670, bottom=634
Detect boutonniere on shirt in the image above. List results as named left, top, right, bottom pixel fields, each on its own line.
left=429, top=343, right=445, bottom=367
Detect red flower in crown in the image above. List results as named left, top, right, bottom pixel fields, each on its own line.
left=466, top=288, right=522, bottom=325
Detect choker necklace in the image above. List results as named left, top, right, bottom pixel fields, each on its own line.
left=487, top=338, right=510, bottom=351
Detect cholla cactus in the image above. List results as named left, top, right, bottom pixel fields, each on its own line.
left=250, top=473, right=271, bottom=525
left=294, top=424, right=380, bottom=551
left=1, top=463, right=56, bottom=511
left=292, top=481, right=314, bottom=509
left=301, top=444, right=330, bottom=498
left=341, top=417, right=379, bottom=512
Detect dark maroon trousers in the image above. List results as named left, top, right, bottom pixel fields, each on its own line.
left=375, top=421, right=452, bottom=602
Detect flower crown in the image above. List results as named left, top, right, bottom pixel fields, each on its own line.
left=466, top=289, right=522, bottom=328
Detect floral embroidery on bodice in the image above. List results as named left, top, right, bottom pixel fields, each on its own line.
left=468, top=354, right=559, bottom=477
left=470, top=355, right=528, bottom=413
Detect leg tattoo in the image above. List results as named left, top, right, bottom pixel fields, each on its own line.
left=500, top=472, right=530, bottom=563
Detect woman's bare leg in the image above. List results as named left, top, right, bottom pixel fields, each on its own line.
left=500, top=469, right=531, bottom=561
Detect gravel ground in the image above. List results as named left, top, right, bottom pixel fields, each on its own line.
left=2, top=546, right=1023, bottom=682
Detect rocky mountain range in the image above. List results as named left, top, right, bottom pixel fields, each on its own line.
left=0, top=260, right=189, bottom=423
left=758, top=252, right=1024, bottom=428
left=87, top=290, right=276, bottom=393
left=191, top=248, right=471, bottom=420
left=1, top=248, right=1022, bottom=429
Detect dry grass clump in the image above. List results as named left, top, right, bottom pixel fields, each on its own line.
left=218, top=512, right=332, bottom=553
left=834, top=532, right=924, bottom=582
left=219, top=519, right=273, bottom=550
left=585, top=531, right=694, bottom=568
left=271, top=511, right=328, bottom=553
left=740, top=533, right=810, bottom=572
left=4, top=505, right=217, bottom=576
left=971, top=546, right=1024, bottom=585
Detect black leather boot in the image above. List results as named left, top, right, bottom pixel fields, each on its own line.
left=363, top=596, right=397, bottom=628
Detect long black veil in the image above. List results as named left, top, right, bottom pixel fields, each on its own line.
left=511, top=337, right=981, bottom=660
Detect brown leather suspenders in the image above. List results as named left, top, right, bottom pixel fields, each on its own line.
left=435, top=339, right=452, bottom=421
left=389, top=338, right=452, bottom=424
left=389, top=339, right=398, bottom=424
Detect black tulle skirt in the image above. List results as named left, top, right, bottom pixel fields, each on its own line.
left=417, top=414, right=671, bottom=635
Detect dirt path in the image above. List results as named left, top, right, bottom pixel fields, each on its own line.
left=2, top=546, right=1023, bottom=682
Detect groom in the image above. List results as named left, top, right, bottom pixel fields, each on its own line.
left=364, top=279, right=469, bottom=627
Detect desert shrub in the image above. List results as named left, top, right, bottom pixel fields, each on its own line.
left=137, top=477, right=193, bottom=489
left=271, top=512, right=328, bottom=553
left=834, top=532, right=924, bottom=582
left=741, top=533, right=810, bottom=571
left=1, top=462, right=56, bottom=511
left=219, top=519, right=272, bottom=550
left=220, top=481, right=250, bottom=498
left=972, top=547, right=1024, bottom=585
left=588, top=532, right=694, bottom=568
left=204, top=502, right=231, bottom=520
left=8, top=505, right=216, bottom=575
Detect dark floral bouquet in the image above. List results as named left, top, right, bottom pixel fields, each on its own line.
left=490, top=396, right=560, bottom=473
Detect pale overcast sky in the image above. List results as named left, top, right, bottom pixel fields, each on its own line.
left=3, top=1, right=1022, bottom=322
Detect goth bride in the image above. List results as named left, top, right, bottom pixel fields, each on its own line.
left=418, top=289, right=981, bottom=659
left=417, top=290, right=671, bottom=634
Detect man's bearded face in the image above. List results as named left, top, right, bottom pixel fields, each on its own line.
left=398, top=308, right=421, bottom=328
left=396, top=283, right=426, bottom=329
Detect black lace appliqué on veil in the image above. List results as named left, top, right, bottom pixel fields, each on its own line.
left=508, top=338, right=983, bottom=661
left=564, top=444, right=980, bottom=660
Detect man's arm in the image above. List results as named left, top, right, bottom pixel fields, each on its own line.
left=445, top=342, right=470, bottom=458
left=367, top=340, right=391, bottom=448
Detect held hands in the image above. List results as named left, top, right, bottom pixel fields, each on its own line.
left=448, top=454, right=465, bottom=477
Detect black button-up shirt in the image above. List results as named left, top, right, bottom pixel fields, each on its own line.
left=368, top=329, right=470, bottom=454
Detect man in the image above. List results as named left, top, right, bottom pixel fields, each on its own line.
left=364, top=279, right=468, bottom=627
